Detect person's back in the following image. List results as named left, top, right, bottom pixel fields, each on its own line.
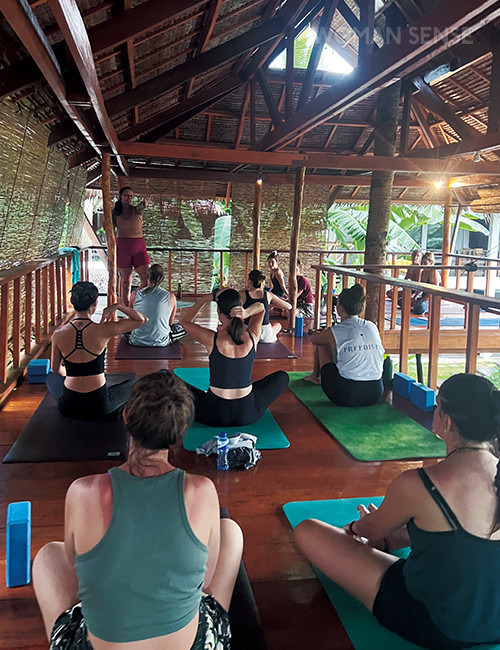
left=331, top=317, right=384, bottom=381
left=130, top=286, right=172, bottom=346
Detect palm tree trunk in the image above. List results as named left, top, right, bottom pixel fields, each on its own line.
left=364, top=81, right=401, bottom=323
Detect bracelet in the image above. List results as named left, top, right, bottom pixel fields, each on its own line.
left=348, top=520, right=357, bottom=536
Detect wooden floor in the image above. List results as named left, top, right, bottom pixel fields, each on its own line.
left=0, top=304, right=437, bottom=649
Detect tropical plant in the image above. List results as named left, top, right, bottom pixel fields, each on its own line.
left=212, top=213, right=231, bottom=289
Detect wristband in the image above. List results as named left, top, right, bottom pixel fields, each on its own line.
left=348, top=520, right=357, bottom=536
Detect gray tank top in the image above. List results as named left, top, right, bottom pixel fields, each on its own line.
left=129, top=286, right=172, bottom=346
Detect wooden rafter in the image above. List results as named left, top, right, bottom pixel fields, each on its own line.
left=256, top=69, right=282, bottom=130
left=257, top=0, right=500, bottom=152
left=48, top=0, right=129, bottom=175
left=411, top=101, right=440, bottom=148
left=409, top=129, right=500, bottom=158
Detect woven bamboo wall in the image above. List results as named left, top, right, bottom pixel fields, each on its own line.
left=0, top=100, right=87, bottom=271
left=111, top=179, right=222, bottom=293
left=230, top=183, right=329, bottom=286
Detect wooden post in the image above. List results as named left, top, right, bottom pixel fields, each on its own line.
left=42, top=266, right=49, bottom=335
left=326, top=272, right=334, bottom=327
left=288, top=166, right=305, bottom=330
left=49, top=262, right=56, bottom=328
left=314, top=267, right=321, bottom=330
left=56, top=259, right=63, bottom=321
left=399, top=288, right=411, bottom=374
left=442, top=187, right=452, bottom=287
left=194, top=252, right=198, bottom=295
left=427, top=294, right=441, bottom=388
left=252, top=178, right=262, bottom=269
left=101, top=153, right=117, bottom=307
left=465, top=303, right=480, bottom=374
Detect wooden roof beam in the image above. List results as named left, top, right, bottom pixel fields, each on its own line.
left=0, top=58, right=42, bottom=101
left=48, top=0, right=128, bottom=175
left=408, top=129, right=500, bottom=158
left=297, top=1, right=340, bottom=110
left=2, top=0, right=102, bottom=159
left=257, top=0, right=500, bottom=152
left=105, top=11, right=297, bottom=117
left=256, top=69, right=282, bottom=129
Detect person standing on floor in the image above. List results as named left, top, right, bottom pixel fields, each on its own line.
left=304, top=283, right=384, bottom=407
left=112, top=186, right=150, bottom=305
left=34, top=370, right=243, bottom=650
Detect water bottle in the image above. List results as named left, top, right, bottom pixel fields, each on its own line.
left=217, top=433, right=229, bottom=471
left=294, top=314, right=303, bottom=337
left=177, top=281, right=183, bottom=299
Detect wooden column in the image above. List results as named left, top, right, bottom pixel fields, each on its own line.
left=252, top=178, right=262, bottom=270
left=441, top=188, right=452, bottom=287
left=465, top=303, right=480, bottom=374
left=25, top=273, right=32, bottom=355
left=399, top=288, right=411, bottom=374
left=0, top=284, right=9, bottom=384
left=427, top=294, right=441, bottom=388
left=288, top=166, right=305, bottom=330
left=12, top=278, right=21, bottom=368
left=101, top=153, right=117, bottom=306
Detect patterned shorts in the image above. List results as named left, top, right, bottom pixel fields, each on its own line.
left=49, top=595, right=231, bottom=649
left=297, top=300, right=314, bottom=319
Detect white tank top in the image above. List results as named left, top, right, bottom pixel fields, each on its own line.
left=330, top=316, right=384, bottom=381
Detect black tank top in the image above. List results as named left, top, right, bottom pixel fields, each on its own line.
left=243, top=290, right=270, bottom=325
left=62, top=320, right=106, bottom=377
left=209, top=331, right=255, bottom=389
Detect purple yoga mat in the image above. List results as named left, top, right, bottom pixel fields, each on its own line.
left=115, top=338, right=182, bottom=360
left=256, top=339, right=297, bottom=359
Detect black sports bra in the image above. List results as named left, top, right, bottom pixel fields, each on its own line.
left=209, top=331, right=255, bottom=389
left=62, top=319, right=106, bottom=377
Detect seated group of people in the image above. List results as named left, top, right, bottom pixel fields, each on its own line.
left=36, top=366, right=500, bottom=649
left=387, top=250, right=441, bottom=316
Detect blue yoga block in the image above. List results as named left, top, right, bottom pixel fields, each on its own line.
left=393, top=373, right=415, bottom=399
left=27, top=359, right=50, bottom=384
left=410, top=383, right=436, bottom=412
left=6, top=501, right=31, bottom=587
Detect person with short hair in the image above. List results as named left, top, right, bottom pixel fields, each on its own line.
left=112, top=186, right=150, bottom=305
left=295, top=373, right=500, bottom=649
left=180, top=289, right=289, bottom=427
left=240, top=269, right=292, bottom=343
left=34, top=370, right=243, bottom=650
left=128, top=264, right=183, bottom=347
left=46, top=281, right=146, bottom=420
left=304, top=283, right=384, bottom=407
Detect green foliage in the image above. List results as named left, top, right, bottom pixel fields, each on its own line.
left=212, top=214, right=231, bottom=289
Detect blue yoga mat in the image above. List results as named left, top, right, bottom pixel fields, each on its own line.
left=174, top=367, right=290, bottom=450
left=389, top=316, right=500, bottom=328
left=283, top=498, right=499, bottom=650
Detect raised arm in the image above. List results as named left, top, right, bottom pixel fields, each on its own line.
left=180, top=294, right=217, bottom=350
left=230, top=302, right=265, bottom=341
left=269, top=293, right=292, bottom=312
left=100, top=300, right=147, bottom=336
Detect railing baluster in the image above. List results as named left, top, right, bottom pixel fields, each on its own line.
left=56, top=259, right=63, bottom=322
left=455, top=258, right=461, bottom=290
left=377, top=283, right=386, bottom=344
left=168, top=251, right=172, bottom=292
left=12, top=278, right=21, bottom=369
left=427, top=295, right=441, bottom=389
left=485, top=259, right=493, bottom=296
left=245, top=253, right=249, bottom=281
left=465, top=303, right=480, bottom=374
left=194, top=252, right=198, bottom=296
left=25, top=273, right=32, bottom=355
left=314, top=268, right=321, bottom=331
left=42, top=266, right=49, bottom=335
left=399, top=288, right=411, bottom=374
left=49, top=262, right=56, bottom=328
left=0, top=283, right=10, bottom=384
left=326, top=272, right=334, bottom=327
left=35, top=269, right=42, bottom=344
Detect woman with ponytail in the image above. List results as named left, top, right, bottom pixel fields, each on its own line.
left=240, top=269, right=292, bottom=343
left=180, top=289, right=288, bottom=426
left=295, top=373, right=500, bottom=648
left=305, top=283, right=384, bottom=407
left=127, top=264, right=183, bottom=347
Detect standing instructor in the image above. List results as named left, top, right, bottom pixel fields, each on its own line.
left=112, top=186, right=150, bottom=305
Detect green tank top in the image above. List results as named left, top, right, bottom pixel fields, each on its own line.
left=74, top=467, right=208, bottom=643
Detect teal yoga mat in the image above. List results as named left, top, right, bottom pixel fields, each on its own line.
left=283, top=498, right=499, bottom=650
left=288, top=372, right=445, bottom=461
left=174, top=367, right=290, bottom=450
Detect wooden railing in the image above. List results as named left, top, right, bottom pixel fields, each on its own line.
left=0, top=252, right=73, bottom=404
left=312, top=264, right=500, bottom=389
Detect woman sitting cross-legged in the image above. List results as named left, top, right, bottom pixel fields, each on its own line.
left=34, top=370, right=243, bottom=650
left=295, top=373, right=500, bottom=649
left=127, top=263, right=184, bottom=347
left=180, top=289, right=289, bottom=427
left=46, top=281, right=146, bottom=420
left=240, top=269, right=292, bottom=343
left=304, top=283, right=384, bottom=407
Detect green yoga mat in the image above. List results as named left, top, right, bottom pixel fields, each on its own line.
left=174, top=367, right=290, bottom=450
left=283, top=498, right=499, bottom=650
left=288, top=372, right=445, bottom=461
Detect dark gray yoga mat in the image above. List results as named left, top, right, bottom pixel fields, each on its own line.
left=256, top=339, right=297, bottom=359
left=115, top=338, right=182, bottom=360
left=3, top=374, right=135, bottom=463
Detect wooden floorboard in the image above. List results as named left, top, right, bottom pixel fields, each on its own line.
left=0, top=305, right=436, bottom=649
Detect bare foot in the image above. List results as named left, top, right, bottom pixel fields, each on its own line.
left=304, top=374, right=320, bottom=385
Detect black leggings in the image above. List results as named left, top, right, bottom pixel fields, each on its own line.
left=46, top=373, right=135, bottom=421
left=320, top=363, right=383, bottom=407
left=186, top=371, right=289, bottom=427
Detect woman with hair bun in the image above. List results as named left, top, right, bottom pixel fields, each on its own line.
left=34, top=370, right=243, bottom=649
left=295, top=373, right=500, bottom=649
left=240, top=269, right=292, bottom=343
left=304, top=283, right=384, bottom=407
left=46, top=281, right=146, bottom=420
left=180, top=289, right=289, bottom=426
